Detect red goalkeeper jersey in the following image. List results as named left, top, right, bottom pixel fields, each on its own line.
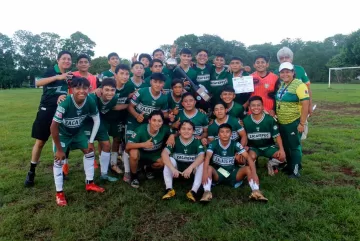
left=250, top=72, right=279, bottom=113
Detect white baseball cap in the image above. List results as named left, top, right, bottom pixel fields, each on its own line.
left=279, top=62, right=294, bottom=72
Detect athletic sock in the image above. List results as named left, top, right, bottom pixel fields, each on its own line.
left=249, top=179, right=259, bottom=191
left=203, top=178, right=212, bottom=192
left=192, top=163, right=204, bottom=193
left=53, top=160, right=64, bottom=192
left=110, top=152, right=118, bottom=166
left=100, top=152, right=110, bottom=176
left=30, top=162, right=37, bottom=172
left=122, top=152, right=130, bottom=173
left=83, top=152, right=95, bottom=182
left=163, top=165, right=173, bottom=190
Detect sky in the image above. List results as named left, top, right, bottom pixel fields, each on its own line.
left=1, top=0, right=358, bottom=59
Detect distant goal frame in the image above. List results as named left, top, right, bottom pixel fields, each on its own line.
left=328, top=66, right=360, bottom=88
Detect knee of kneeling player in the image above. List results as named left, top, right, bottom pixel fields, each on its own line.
left=101, top=142, right=111, bottom=152
left=152, top=160, right=164, bottom=169
left=129, top=149, right=139, bottom=160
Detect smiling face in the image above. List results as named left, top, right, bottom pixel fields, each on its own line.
left=254, top=58, right=269, bottom=72
left=57, top=54, right=72, bottom=71
left=76, top=58, right=90, bottom=72
left=196, top=51, right=208, bottom=65
left=101, top=85, right=116, bottom=102
left=180, top=54, right=192, bottom=66
left=140, top=57, right=150, bottom=68
left=151, top=79, right=165, bottom=93
left=278, top=55, right=292, bottom=64
left=115, top=69, right=130, bottom=85
left=280, top=69, right=295, bottom=83
left=249, top=99, right=263, bottom=115
left=149, top=114, right=163, bottom=132
left=179, top=122, right=194, bottom=140
left=220, top=91, right=235, bottom=104
left=108, top=56, right=120, bottom=68
left=214, top=56, right=225, bottom=68
left=72, top=85, right=89, bottom=102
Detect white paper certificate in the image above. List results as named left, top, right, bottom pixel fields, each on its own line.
left=232, top=76, right=254, bottom=94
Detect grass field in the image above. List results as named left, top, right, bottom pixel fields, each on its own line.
left=1, top=84, right=360, bottom=241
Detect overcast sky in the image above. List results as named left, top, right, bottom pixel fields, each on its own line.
left=1, top=0, right=358, bottom=59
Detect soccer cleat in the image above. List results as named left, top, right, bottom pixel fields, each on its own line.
left=24, top=171, right=35, bottom=187
left=62, top=163, right=69, bottom=176
left=162, top=189, right=176, bottom=200
left=267, top=162, right=274, bottom=176
left=186, top=190, right=196, bottom=202
left=130, top=179, right=140, bottom=188
left=111, top=165, right=123, bottom=174
left=100, top=174, right=119, bottom=182
left=200, top=191, right=213, bottom=202
left=56, top=192, right=67, bottom=206
left=86, top=183, right=105, bottom=193
left=145, top=171, right=154, bottom=180
left=123, top=172, right=131, bottom=184
left=94, top=160, right=99, bottom=169
left=249, top=190, right=268, bottom=202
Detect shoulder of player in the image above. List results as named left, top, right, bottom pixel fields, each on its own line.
left=294, top=65, right=306, bottom=72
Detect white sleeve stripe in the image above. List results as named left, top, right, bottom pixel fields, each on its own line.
left=164, top=148, right=171, bottom=154
left=237, top=149, right=246, bottom=155
left=130, top=100, right=137, bottom=105
left=273, top=133, right=280, bottom=138
left=196, top=151, right=204, bottom=156
left=53, top=118, right=62, bottom=123
left=207, top=150, right=213, bottom=153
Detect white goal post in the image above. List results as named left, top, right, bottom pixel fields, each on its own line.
left=328, top=66, right=360, bottom=88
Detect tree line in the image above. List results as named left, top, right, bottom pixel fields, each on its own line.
left=1, top=29, right=360, bottom=88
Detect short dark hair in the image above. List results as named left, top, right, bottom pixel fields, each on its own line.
left=230, top=57, right=244, bottom=63
left=213, top=100, right=227, bottom=109
left=180, top=48, right=192, bottom=55
left=181, top=92, right=195, bottom=102
left=221, top=85, right=235, bottom=93
left=57, top=51, right=72, bottom=60
left=101, top=78, right=116, bottom=88
left=218, top=123, right=232, bottom=133
left=139, top=53, right=152, bottom=62
left=150, top=73, right=166, bottom=82
left=171, top=78, right=184, bottom=88
left=249, top=95, right=263, bottom=104
left=148, top=110, right=164, bottom=121
left=152, top=49, right=164, bottom=56
left=149, top=59, right=163, bottom=68
left=254, top=55, right=269, bottom=63
left=70, top=77, right=90, bottom=88
left=131, top=61, right=144, bottom=68
left=179, top=120, right=195, bottom=131
left=115, top=64, right=130, bottom=74
left=196, top=49, right=208, bottom=55
left=215, top=53, right=225, bottom=58
left=108, top=52, right=119, bottom=60
left=76, top=53, right=91, bottom=63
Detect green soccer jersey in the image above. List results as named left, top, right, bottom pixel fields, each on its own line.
left=53, top=95, right=98, bottom=136
left=165, top=136, right=204, bottom=163
left=243, top=113, right=279, bottom=148
left=176, top=109, right=209, bottom=137
left=172, top=67, right=198, bottom=92
left=209, top=68, right=230, bottom=104
left=274, top=65, right=310, bottom=84
left=101, top=69, right=115, bottom=79
left=40, top=65, right=69, bottom=108
left=226, top=101, right=246, bottom=120
left=143, top=67, right=152, bottom=79
left=208, top=140, right=245, bottom=171
left=128, top=87, right=168, bottom=123
left=144, top=75, right=172, bottom=94
left=226, top=72, right=251, bottom=105
left=207, top=115, right=244, bottom=141
left=126, top=77, right=149, bottom=92
left=128, top=123, right=170, bottom=153
left=167, top=91, right=183, bottom=112
left=103, top=83, right=133, bottom=122
left=193, top=64, right=213, bottom=91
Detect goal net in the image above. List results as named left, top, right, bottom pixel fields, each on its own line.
left=328, top=67, right=360, bottom=88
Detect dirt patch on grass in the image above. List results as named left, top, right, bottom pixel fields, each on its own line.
left=302, top=149, right=315, bottom=155
left=315, top=102, right=360, bottom=115
left=341, top=167, right=360, bottom=177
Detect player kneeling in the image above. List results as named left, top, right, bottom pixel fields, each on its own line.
left=161, top=120, right=205, bottom=202
left=51, top=77, right=105, bottom=207
left=125, top=110, right=174, bottom=188
left=201, top=123, right=268, bottom=202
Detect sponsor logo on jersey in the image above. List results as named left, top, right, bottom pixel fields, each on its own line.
left=184, top=149, right=188, bottom=154
left=173, top=153, right=196, bottom=162
left=117, top=97, right=127, bottom=104
left=131, top=133, right=137, bottom=138
left=265, top=83, right=269, bottom=89
left=210, top=79, right=227, bottom=86
left=213, top=154, right=234, bottom=166
left=248, top=132, right=271, bottom=140
left=222, top=150, right=227, bottom=156
left=136, top=103, right=158, bottom=115
left=76, top=110, right=82, bottom=116
left=194, top=127, right=203, bottom=136
left=151, top=100, right=156, bottom=106
left=273, top=125, right=278, bottom=130
left=55, top=111, right=62, bottom=119
left=197, top=74, right=210, bottom=82
left=63, top=115, right=87, bottom=128
left=256, top=127, right=260, bottom=131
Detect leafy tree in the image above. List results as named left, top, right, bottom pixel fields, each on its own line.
left=0, top=33, right=17, bottom=88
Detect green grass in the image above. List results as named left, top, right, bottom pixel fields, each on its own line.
left=1, top=83, right=360, bottom=241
